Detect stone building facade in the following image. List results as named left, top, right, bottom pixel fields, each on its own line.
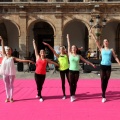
left=0, top=0, right=120, bottom=59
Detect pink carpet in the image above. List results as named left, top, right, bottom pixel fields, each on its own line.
left=0, top=79, right=120, bottom=120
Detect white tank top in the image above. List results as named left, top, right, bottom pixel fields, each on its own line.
left=0, top=56, right=16, bottom=75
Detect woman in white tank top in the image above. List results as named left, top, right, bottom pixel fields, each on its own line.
left=0, top=36, right=34, bottom=103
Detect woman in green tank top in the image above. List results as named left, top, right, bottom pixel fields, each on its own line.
left=67, top=34, right=95, bottom=102
left=43, top=42, right=70, bottom=100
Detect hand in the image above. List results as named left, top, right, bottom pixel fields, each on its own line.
left=33, top=39, right=35, bottom=43
left=29, top=60, right=35, bottom=64
left=93, top=64, right=96, bottom=68
left=0, top=36, right=3, bottom=41
left=43, top=42, right=49, bottom=46
left=80, top=47, right=83, bottom=49
left=89, top=28, right=94, bottom=35
left=66, top=34, right=69, bottom=39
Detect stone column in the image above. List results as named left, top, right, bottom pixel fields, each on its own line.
left=19, top=13, right=27, bottom=58
left=54, top=15, right=63, bottom=46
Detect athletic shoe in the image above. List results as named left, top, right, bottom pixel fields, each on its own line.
left=10, top=98, right=14, bottom=103
left=62, top=96, right=66, bottom=100
left=5, top=98, right=9, bottom=103
left=70, top=96, right=76, bottom=102
left=39, top=98, right=43, bottom=102
left=102, top=98, right=106, bottom=103
left=36, top=95, right=40, bottom=98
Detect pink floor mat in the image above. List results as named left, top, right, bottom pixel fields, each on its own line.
left=0, top=79, right=120, bottom=120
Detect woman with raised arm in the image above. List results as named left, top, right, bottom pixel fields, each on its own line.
left=33, top=39, right=59, bottom=102
left=43, top=42, right=69, bottom=100
left=0, top=36, right=34, bottom=103
left=67, top=34, right=95, bottom=102
left=90, top=29, right=120, bottom=103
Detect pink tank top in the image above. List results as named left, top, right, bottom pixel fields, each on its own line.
left=35, top=58, right=47, bottom=75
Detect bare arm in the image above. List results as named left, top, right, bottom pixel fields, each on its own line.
left=43, top=42, right=59, bottom=58
left=78, top=47, right=83, bottom=51
left=14, top=57, right=35, bottom=64
left=111, top=49, right=120, bottom=65
left=0, top=36, right=6, bottom=57
left=33, top=39, right=39, bottom=60
left=90, top=28, right=102, bottom=51
left=80, top=55, right=95, bottom=68
left=47, top=59, right=59, bottom=67
left=66, top=34, right=71, bottom=55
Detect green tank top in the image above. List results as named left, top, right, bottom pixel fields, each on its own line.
left=69, top=54, right=80, bottom=71
left=58, top=54, right=69, bottom=71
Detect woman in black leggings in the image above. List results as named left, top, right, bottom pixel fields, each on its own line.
left=43, top=42, right=69, bottom=100
left=90, top=29, right=120, bottom=103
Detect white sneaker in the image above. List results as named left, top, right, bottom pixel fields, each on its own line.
left=70, top=96, right=76, bottom=102
left=102, top=98, right=106, bottom=103
left=62, top=96, right=66, bottom=100
left=36, top=95, right=40, bottom=98
left=39, top=98, right=43, bottom=102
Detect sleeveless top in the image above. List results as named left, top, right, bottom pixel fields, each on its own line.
left=101, top=49, right=112, bottom=66
left=69, top=54, right=80, bottom=71
left=35, top=58, right=47, bottom=75
left=0, top=56, right=16, bottom=75
left=58, top=54, right=69, bottom=71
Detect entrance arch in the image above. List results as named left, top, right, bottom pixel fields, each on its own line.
left=0, top=19, right=19, bottom=51
left=63, top=19, right=89, bottom=55
left=28, top=21, right=54, bottom=59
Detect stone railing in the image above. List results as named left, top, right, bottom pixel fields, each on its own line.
left=0, top=0, right=120, bottom=2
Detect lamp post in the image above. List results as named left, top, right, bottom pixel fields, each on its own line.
left=89, top=15, right=107, bottom=58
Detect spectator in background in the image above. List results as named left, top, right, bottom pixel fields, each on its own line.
left=12, top=49, right=18, bottom=58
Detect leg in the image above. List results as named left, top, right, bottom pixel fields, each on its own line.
left=73, top=72, right=79, bottom=96
left=3, top=75, right=10, bottom=100
left=69, top=71, right=75, bottom=96
left=100, top=69, right=106, bottom=98
left=39, top=75, right=46, bottom=98
left=60, top=71, right=66, bottom=96
left=9, top=75, right=15, bottom=100
left=34, top=73, right=41, bottom=97
left=104, top=68, right=111, bottom=97
left=65, top=69, right=70, bottom=85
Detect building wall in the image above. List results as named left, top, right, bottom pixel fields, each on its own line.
left=0, top=1, right=120, bottom=57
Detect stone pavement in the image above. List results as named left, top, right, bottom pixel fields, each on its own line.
left=0, top=63, right=120, bottom=79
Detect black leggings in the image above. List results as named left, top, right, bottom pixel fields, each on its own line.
left=69, top=70, right=79, bottom=96
left=35, top=73, right=46, bottom=98
left=60, top=69, right=70, bottom=96
left=100, top=65, right=111, bottom=98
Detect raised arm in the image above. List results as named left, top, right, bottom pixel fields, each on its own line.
left=43, top=42, right=59, bottom=58
left=33, top=39, right=39, bottom=60
left=111, top=49, right=120, bottom=65
left=66, top=34, right=71, bottom=55
left=0, top=36, right=6, bottom=57
left=90, top=28, right=102, bottom=51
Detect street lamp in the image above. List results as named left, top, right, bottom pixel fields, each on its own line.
left=89, top=15, right=107, bottom=58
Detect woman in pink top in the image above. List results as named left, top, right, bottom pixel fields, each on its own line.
left=33, top=39, right=59, bottom=102
left=0, top=36, right=34, bottom=103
